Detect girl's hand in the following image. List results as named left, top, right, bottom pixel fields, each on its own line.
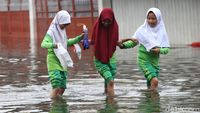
left=117, top=41, right=124, bottom=49
left=54, top=43, right=58, bottom=49
left=80, top=33, right=85, bottom=40
left=117, top=38, right=138, bottom=49
left=151, top=47, right=160, bottom=54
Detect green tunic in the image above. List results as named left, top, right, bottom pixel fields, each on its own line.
left=41, top=33, right=82, bottom=72
left=122, top=40, right=170, bottom=86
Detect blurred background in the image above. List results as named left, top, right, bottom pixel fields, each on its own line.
left=0, top=0, right=200, bottom=113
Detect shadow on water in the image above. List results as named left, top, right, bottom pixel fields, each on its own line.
left=1, top=35, right=200, bottom=113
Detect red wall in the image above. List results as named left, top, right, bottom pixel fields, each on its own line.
left=0, top=11, right=30, bottom=38
left=0, top=11, right=30, bottom=56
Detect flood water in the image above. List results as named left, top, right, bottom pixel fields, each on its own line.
left=0, top=37, right=200, bottom=113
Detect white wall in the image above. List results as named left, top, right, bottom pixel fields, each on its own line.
left=112, top=0, right=200, bottom=45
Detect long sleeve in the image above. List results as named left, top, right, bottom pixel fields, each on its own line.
left=122, top=40, right=138, bottom=49
left=160, top=47, right=170, bottom=54
left=67, top=35, right=82, bottom=47
left=41, top=34, right=54, bottom=49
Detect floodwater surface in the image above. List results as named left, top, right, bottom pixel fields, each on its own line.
left=0, top=38, right=200, bottom=113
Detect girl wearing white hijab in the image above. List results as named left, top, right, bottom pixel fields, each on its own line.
left=119, top=7, right=170, bottom=90
left=41, top=10, right=84, bottom=98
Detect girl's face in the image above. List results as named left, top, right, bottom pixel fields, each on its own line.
left=102, top=19, right=111, bottom=27
left=59, top=23, right=70, bottom=30
left=147, top=12, right=157, bottom=27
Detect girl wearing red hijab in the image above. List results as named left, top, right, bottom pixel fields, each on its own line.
left=91, top=8, right=119, bottom=96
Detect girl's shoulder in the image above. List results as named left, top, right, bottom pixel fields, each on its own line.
left=44, top=33, right=53, bottom=41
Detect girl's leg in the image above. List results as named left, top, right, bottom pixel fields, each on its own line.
left=150, top=77, right=158, bottom=90
left=139, top=62, right=159, bottom=90
left=49, top=70, right=62, bottom=98
left=108, top=63, right=116, bottom=96
left=58, top=88, right=65, bottom=96
left=49, top=70, right=67, bottom=98
left=103, top=71, right=114, bottom=96
left=50, top=88, right=60, bottom=99
left=107, top=80, right=114, bottom=96
left=57, top=71, right=67, bottom=96
left=50, top=88, right=65, bottom=98
left=94, top=58, right=116, bottom=96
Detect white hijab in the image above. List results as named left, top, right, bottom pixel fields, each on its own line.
left=133, top=7, right=170, bottom=52
left=47, top=10, right=74, bottom=67
left=47, top=10, right=71, bottom=49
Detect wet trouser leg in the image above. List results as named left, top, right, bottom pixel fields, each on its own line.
left=139, top=61, right=159, bottom=89
left=94, top=59, right=116, bottom=94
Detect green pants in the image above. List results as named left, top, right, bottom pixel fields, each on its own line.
left=94, top=58, right=117, bottom=84
left=48, top=70, right=68, bottom=89
left=138, top=61, right=159, bottom=87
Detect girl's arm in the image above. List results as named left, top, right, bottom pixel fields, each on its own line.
left=67, top=33, right=84, bottom=47
left=41, top=34, right=56, bottom=49
left=118, top=38, right=138, bottom=49
left=151, top=47, right=170, bottom=54
left=159, top=47, right=170, bottom=54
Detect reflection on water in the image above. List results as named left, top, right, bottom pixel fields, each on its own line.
left=0, top=36, right=200, bottom=113
left=49, top=97, right=69, bottom=113
left=98, top=96, right=118, bottom=113
left=138, top=90, right=161, bottom=113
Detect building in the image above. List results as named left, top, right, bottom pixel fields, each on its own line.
left=0, top=0, right=199, bottom=47
left=112, top=0, right=200, bottom=45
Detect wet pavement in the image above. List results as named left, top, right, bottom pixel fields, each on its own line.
left=0, top=38, right=200, bottom=113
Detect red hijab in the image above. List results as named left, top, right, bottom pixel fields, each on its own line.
left=91, top=8, right=119, bottom=63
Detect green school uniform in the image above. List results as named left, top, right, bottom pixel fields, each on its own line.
left=122, top=40, right=169, bottom=86
left=94, top=53, right=117, bottom=84
left=41, top=33, right=82, bottom=88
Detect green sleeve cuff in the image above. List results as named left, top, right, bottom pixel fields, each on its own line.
left=122, top=40, right=137, bottom=49
left=67, top=35, right=82, bottom=47
left=160, top=47, right=170, bottom=54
